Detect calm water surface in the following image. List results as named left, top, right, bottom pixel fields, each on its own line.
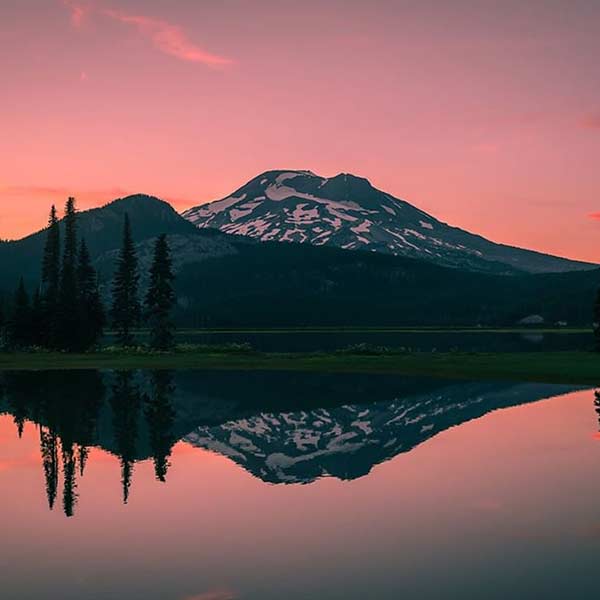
left=0, top=370, right=599, bottom=599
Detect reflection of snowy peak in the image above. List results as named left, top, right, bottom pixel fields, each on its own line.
left=182, top=170, right=594, bottom=273
left=184, top=382, right=578, bottom=484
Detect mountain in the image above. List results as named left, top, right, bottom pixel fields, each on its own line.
left=183, top=170, right=595, bottom=274
left=0, top=193, right=598, bottom=327
left=0, top=194, right=237, bottom=285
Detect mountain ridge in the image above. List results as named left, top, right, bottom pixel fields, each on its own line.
left=0, top=194, right=236, bottom=284
left=0, top=192, right=598, bottom=327
left=183, top=170, right=596, bottom=274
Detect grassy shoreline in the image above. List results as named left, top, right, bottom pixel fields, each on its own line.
left=0, top=350, right=598, bottom=385
left=104, top=327, right=591, bottom=335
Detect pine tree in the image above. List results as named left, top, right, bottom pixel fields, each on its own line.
left=41, top=205, right=61, bottom=347
left=9, top=277, right=32, bottom=348
left=77, top=238, right=105, bottom=350
left=145, top=234, right=176, bottom=350
left=111, top=214, right=140, bottom=347
left=57, top=198, right=79, bottom=351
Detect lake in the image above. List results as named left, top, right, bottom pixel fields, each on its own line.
left=0, top=369, right=599, bottom=599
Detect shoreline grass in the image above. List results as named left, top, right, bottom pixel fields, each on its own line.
left=103, top=327, right=592, bottom=335
left=0, top=349, right=598, bottom=385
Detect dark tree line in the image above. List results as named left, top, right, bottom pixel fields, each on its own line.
left=1, top=198, right=176, bottom=352
left=3, top=199, right=105, bottom=351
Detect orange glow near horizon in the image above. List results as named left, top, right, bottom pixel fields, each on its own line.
left=1, top=1, right=600, bottom=261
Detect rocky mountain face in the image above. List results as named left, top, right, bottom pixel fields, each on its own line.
left=183, top=170, right=595, bottom=274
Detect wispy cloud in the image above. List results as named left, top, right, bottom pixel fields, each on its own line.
left=587, top=212, right=600, bottom=221
left=61, top=1, right=233, bottom=67
left=103, top=8, right=233, bottom=67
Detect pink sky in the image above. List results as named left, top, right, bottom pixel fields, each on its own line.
left=1, top=0, right=599, bottom=261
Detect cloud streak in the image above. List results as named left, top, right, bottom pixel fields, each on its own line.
left=61, top=1, right=233, bottom=67
left=103, top=8, right=233, bottom=67
left=588, top=212, right=600, bottom=221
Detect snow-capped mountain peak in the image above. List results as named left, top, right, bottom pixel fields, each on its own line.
left=183, top=170, right=595, bottom=273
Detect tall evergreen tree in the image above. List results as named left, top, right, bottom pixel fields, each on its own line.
left=145, top=234, right=176, bottom=350
left=57, top=198, right=80, bottom=351
left=77, top=238, right=105, bottom=350
left=111, top=214, right=140, bottom=347
left=41, top=205, right=61, bottom=347
left=9, top=278, right=31, bottom=348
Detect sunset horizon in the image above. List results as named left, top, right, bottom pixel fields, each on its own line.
left=2, top=0, right=600, bottom=261
left=3, top=167, right=598, bottom=266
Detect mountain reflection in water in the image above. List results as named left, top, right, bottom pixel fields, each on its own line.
left=0, top=370, right=589, bottom=517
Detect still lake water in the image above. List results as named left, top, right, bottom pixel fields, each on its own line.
left=1, top=370, right=599, bottom=599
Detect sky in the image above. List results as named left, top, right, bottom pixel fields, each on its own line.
left=1, top=0, right=599, bottom=261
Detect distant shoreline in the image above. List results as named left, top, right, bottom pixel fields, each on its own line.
left=105, top=327, right=591, bottom=335
left=1, top=350, right=598, bottom=385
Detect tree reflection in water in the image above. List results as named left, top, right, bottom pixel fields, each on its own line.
left=0, top=370, right=589, bottom=517
left=1, top=370, right=177, bottom=517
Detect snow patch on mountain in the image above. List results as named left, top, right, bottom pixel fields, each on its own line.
left=182, top=170, right=596, bottom=274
